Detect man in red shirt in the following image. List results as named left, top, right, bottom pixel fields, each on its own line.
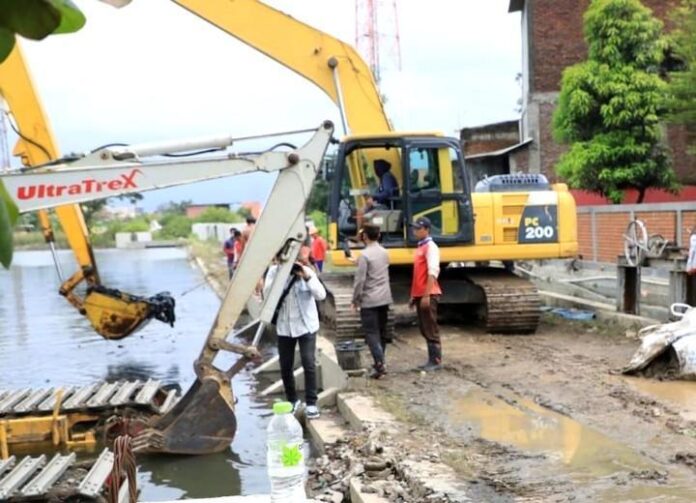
left=409, top=217, right=442, bottom=371
left=310, top=227, right=328, bottom=272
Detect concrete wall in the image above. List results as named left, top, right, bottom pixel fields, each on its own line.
left=192, top=223, right=244, bottom=243
left=576, top=203, right=696, bottom=263
left=115, top=231, right=152, bottom=248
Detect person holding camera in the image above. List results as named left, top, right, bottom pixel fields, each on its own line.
left=263, top=259, right=326, bottom=419
left=351, top=224, right=393, bottom=379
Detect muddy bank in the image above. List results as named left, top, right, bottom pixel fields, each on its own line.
left=365, top=316, right=696, bottom=501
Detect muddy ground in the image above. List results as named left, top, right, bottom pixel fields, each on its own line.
left=192, top=244, right=696, bottom=501
left=362, top=316, right=696, bottom=502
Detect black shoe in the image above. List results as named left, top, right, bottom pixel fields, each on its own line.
left=369, top=364, right=387, bottom=379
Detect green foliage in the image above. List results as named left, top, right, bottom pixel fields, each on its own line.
left=666, top=0, right=696, bottom=152
left=308, top=210, right=328, bottom=235
left=156, top=215, right=192, bottom=239
left=0, top=0, right=85, bottom=63
left=0, top=181, right=19, bottom=268
left=193, top=207, right=240, bottom=223
left=307, top=178, right=330, bottom=213
left=120, top=217, right=149, bottom=232
left=553, top=0, right=678, bottom=203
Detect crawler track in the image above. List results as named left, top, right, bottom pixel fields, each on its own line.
left=466, top=269, right=541, bottom=334
left=0, top=379, right=179, bottom=419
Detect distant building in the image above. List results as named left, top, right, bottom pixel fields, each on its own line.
left=461, top=120, right=532, bottom=184
left=239, top=201, right=262, bottom=219
left=185, top=203, right=230, bottom=219
left=104, top=205, right=140, bottom=220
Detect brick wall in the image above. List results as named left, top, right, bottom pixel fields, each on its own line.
left=525, top=0, right=695, bottom=184
left=530, top=0, right=680, bottom=93
left=538, top=101, right=566, bottom=180
left=531, top=0, right=589, bottom=93
left=578, top=204, right=696, bottom=263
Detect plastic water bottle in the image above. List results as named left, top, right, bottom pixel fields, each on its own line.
left=267, top=401, right=306, bottom=502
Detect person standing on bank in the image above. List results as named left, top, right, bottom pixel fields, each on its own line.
left=409, top=217, right=443, bottom=371
left=351, top=224, right=393, bottom=379
left=223, top=227, right=237, bottom=279
left=264, top=259, right=326, bottom=419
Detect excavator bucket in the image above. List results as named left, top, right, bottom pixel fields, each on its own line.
left=82, top=288, right=176, bottom=340
left=132, top=375, right=237, bottom=455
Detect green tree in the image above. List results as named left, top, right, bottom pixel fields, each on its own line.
left=157, top=215, right=192, bottom=239
left=666, top=0, right=696, bottom=153
left=552, top=0, right=678, bottom=203
left=193, top=207, right=240, bottom=223
left=307, top=178, right=330, bottom=213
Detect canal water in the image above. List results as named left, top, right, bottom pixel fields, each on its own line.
left=0, top=248, right=274, bottom=500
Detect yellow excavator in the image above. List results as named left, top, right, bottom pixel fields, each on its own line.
left=2, top=0, right=577, bottom=343
left=0, top=1, right=578, bottom=455
left=169, top=0, right=578, bottom=335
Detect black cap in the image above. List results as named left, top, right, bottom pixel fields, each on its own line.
left=410, top=216, right=432, bottom=229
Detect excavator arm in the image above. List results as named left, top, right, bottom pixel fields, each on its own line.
left=0, top=43, right=177, bottom=340
left=1, top=120, right=335, bottom=454
left=174, top=0, right=390, bottom=136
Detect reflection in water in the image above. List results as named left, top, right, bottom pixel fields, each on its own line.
left=450, top=387, right=652, bottom=477
left=449, top=386, right=696, bottom=502
left=0, top=249, right=273, bottom=501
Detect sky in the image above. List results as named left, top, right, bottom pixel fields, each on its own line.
left=11, top=0, right=522, bottom=211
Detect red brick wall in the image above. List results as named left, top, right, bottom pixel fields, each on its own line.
left=682, top=211, right=696, bottom=246
left=529, top=0, right=694, bottom=183
left=577, top=213, right=593, bottom=259
left=531, top=0, right=590, bottom=93
left=667, top=125, right=696, bottom=184
left=530, top=0, right=680, bottom=93
left=579, top=206, right=695, bottom=262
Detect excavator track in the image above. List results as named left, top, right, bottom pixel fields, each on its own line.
left=0, top=448, right=118, bottom=502
left=0, top=379, right=179, bottom=456
left=465, top=269, right=541, bottom=334
left=0, top=379, right=179, bottom=419
left=319, top=273, right=395, bottom=341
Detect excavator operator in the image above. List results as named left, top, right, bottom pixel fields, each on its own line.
left=372, top=159, right=399, bottom=206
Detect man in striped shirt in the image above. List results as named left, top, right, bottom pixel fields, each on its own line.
left=409, top=217, right=443, bottom=372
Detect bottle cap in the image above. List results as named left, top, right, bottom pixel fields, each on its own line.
left=273, top=401, right=293, bottom=415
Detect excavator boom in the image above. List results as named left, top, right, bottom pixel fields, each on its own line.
left=1, top=121, right=335, bottom=453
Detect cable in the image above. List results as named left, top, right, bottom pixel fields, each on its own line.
left=4, top=111, right=52, bottom=161
left=90, top=143, right=128, bottom=153
left=162, top=147, right=224, bottom=157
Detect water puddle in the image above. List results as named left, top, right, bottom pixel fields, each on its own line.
left=625, top=377, right=696, bottom=422
left=448, top=386, right=696, bottom=501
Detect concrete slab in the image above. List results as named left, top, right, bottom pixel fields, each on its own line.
left=317, top=387, right=339, bottom=408
left=349, top=478, right=390, bottom=503
left=306, top=412, right=348, bottom=455
left=144, top=497, right=319, bottom=503
left=337, top=393, right=396, bottom=431
left=399, top=459, right=471, bottom=502
left=317, top=337, right=348, bottom=391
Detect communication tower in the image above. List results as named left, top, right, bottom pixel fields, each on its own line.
left=354, top=0, right=402, bottom=85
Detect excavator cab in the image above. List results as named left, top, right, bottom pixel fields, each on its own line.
left=329, top=134, right=475, bottom=253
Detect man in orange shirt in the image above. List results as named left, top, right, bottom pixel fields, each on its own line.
left=409, top=217, right=442, bottom=372
left=310, top=227, right=328, bottom=272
